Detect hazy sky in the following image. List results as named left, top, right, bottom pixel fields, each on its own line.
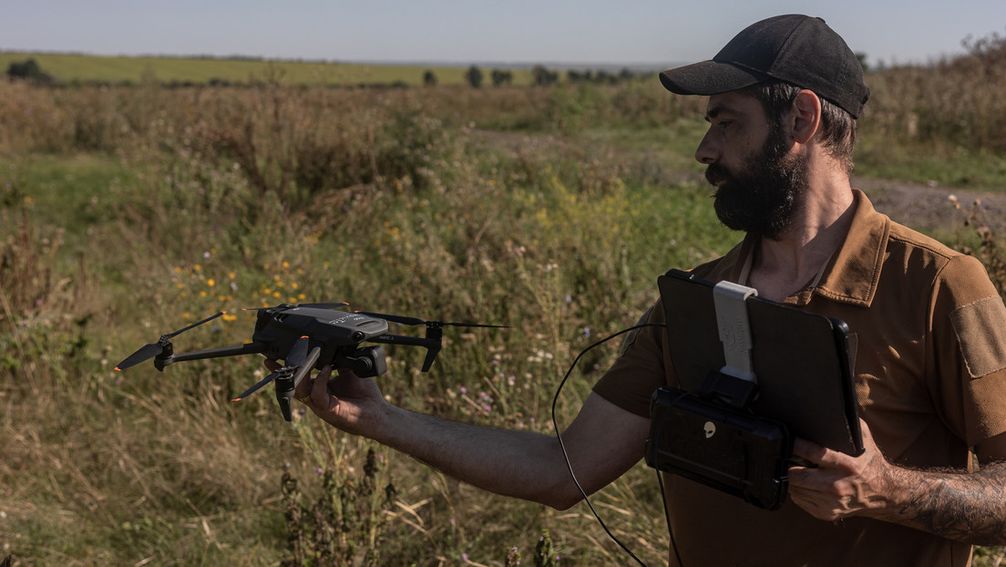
left=4, top=1, right=1005, bottom=67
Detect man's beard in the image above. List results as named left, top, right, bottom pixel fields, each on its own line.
left=706, top=124, right=808, bottom=239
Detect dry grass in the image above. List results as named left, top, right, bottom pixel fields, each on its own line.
left=2, top=37, right=1006, bottom=564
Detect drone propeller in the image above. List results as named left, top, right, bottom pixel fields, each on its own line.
left=241, top=301, right=351, bottom=313
left=355, top=311, right=508, bottom=329
left=115, top=311, right=225, bottom=372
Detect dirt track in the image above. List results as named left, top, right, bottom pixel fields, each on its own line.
left=856, top=177, right=1006, bottom=234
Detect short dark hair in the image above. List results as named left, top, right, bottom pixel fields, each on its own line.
left=746, top=82, right=857, bottom=173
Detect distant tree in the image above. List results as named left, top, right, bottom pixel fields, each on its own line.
left=855, top=52, right=870, bottom=72
left=618, top=67, right=635, bottom=82
left=567, top=70, right=583, bottom=84
left=490, top=68, right=513, bottom=87
left=531, top=65, right=559, bottom=86
left=423, top=70, right=438, bottom=86
left=6, top=58, right=52, bottom=84
left=465, top=65, right=483, bottom=88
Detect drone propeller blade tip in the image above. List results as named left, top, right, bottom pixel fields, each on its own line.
left=114, top=367, right=121, bottom=372
left=230, top=396, right=243, bottom=403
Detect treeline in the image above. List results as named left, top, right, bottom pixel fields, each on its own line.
left=448, top=64, right=645, bottom=88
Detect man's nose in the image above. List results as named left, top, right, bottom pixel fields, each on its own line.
left=694, top=129, right=718, bottom=165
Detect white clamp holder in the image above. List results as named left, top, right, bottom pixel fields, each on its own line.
left=712, top=280, right=758, bottom=383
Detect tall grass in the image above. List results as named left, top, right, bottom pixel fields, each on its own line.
left=2, top=38, right=1006, bottom=564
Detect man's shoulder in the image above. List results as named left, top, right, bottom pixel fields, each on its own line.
left=886, top=218, right=962, bottom=264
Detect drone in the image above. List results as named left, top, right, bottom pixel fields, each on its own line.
left=115, top=302, right=506, bottom=421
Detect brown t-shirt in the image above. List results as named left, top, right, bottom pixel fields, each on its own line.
left=593, top=190, right=1006, bottom=567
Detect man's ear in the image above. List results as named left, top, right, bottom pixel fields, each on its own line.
left=790, top=90, right=822, bottom=144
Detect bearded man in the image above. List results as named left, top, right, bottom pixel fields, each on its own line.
left=292, top=15, right=1006, bottom=566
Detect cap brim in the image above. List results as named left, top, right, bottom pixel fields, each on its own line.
left=659, top=60, right=768, bottom=95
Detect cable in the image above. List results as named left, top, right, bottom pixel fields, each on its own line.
left=550, top=322, right=665, bottom=567
left=656, top=467, right=684, bottom=567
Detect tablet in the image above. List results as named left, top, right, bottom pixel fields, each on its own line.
left=658, top=269, right=864, bottom=456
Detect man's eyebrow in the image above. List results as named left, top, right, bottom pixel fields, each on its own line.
left=704, top=105, right=737, bottom=122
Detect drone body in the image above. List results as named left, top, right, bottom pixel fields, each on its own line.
left=115, top=302, right=505, bottom=421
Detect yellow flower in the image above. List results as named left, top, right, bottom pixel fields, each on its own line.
left=272, top=291, right=281, bottom=299
left=193, top=264, right=202, bottom=273
left=222, top=313, right=238, bottom=322
left=199, top=290, right=208, bottom=298
left=281, top=261, right=290, bottom=270
left=206, top=278, right=216, bottom=287
left=227, top=271, right=237, bottom=280
left=291, top=282, right=299, bottom=290
left=297, top=293, right=306, bottom=300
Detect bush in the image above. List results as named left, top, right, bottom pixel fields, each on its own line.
left=6, top=58, right=53, bottom=84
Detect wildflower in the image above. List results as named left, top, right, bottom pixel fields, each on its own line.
left=199, top=290, right=208, bottom=298
left=193, top=264, right=202, bottom=273
left=227, top=271, right=237, bottom=280
left=583, top=326, right=591, bottom=338
left=203, top=251, right=211, bottom=259
left=282, top=260, right=290, bottom=270
left=206, top=278, right=216, bottom=287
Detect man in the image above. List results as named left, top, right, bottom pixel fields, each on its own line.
left=291, top=15, right=1006, bottom=566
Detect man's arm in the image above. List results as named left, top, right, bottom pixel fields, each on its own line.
left=788, top=421, right=1006, bottom=545
left=298, top=364, right=650, bottom=510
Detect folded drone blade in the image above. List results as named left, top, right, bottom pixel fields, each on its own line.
left=114, top=343, right=164, bottom=372
left=439, top=321, right=509, bottom=329
left=285, top=336, right=310, bottom=368
left=355, top=311, right=426, bottom=326
left=230, top=371, right=280, bottom=402
left=298, top=302, right=350, bottom=310
left=292, top=346, right=321, bottom=390
left=164, top=311, right=225, bottom=339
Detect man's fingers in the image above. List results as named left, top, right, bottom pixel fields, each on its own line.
left=793, top=438, right=827, bottom=464
left=793, top=438, right=847, bottom=469
left=311, top=365, right=334, bottom=410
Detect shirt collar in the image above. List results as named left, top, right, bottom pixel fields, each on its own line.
left=706, top=189, right=890, bottom=307
left=814, top=189, right=890, bottom=307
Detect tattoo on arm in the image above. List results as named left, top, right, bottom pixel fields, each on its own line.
left=891, top=461, right=1006, bottom=545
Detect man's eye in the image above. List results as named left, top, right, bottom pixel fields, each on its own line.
left=717, top=120, right=734, bottom=129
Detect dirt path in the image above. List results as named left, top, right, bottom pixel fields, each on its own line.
left=855, top=177, right=1006, bottom=234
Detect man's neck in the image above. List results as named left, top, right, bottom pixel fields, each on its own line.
left=749, top=172, right=856, bottom=302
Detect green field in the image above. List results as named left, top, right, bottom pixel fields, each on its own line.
left=0, top=51, right=535, bottom=86
left=2, top=40, right=1006, bottom=565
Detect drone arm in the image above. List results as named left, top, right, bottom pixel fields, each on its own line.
left=161, top=342, right=268, bottom=367
left=368, top=333, right=442, bottom=371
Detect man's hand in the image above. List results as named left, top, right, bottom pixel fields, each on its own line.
left=788, top=418, right=896, bottom=521
left=264, top=359, right=388, bottom=437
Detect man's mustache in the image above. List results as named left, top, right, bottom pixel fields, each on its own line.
left=705, top=164, right=730, bottom=186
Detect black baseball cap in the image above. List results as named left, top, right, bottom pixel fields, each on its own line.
left=659, top=15, right=870, bottom=118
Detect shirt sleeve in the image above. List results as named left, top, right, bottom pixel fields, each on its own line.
left=591, top=300, right=669, bottom=418
left=927, top=254, right=1006, bottom=448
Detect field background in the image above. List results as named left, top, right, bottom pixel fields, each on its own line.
left=2, top=40, right=1006, bottom=566
left=0, top=51, right=540, bottom=86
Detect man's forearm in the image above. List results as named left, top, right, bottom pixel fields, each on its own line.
left=879, top=462, right=1006, bottom=545
left=369, top=404, right=580, bottom=509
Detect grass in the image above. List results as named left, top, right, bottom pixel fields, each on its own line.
left=0, top=51, right=535, bottom=86
left=2, top=42, right=1006, bottom=564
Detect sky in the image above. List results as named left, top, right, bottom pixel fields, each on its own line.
left=3, top=1, right=1005, bottom=68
